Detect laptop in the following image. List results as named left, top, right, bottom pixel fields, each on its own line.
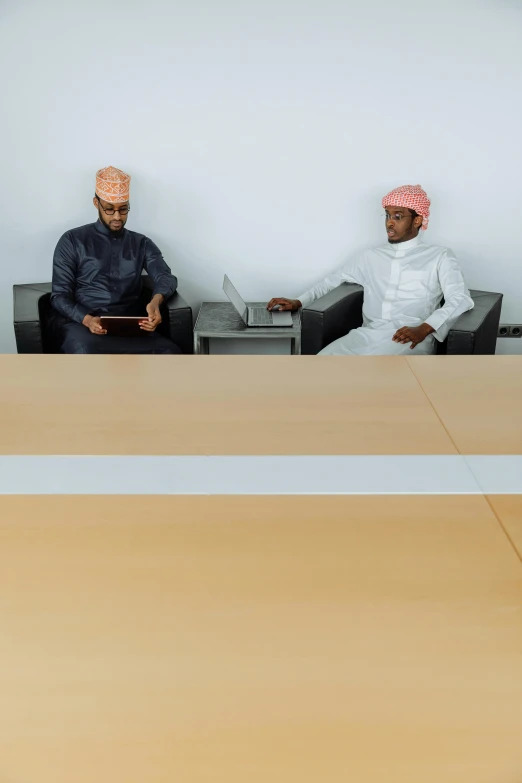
left=223, top=275, right=293, bottom=327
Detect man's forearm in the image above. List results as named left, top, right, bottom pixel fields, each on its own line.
left=51, top=293, right=89, bottom=324
left=151, top=293, right=165, bottom=306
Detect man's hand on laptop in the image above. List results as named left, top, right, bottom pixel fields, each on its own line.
left=141, top=295, right=164, bottom=332
left=82, top=315, right=107, bottom=335
left=267, top=298, right=302, bottom=312
left=392, top=323, right=434, bottom=349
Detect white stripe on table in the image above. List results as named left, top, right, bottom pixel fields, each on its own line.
left=0, top=455, right=520, bottom=495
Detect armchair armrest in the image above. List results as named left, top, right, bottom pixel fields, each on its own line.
left=141, top=275, right=194, bottom=354
left=13, top=282, right=53, bottom=353
left=301, top=283, right=364, bottom=355
left=444, top=289, right=503, bottom=355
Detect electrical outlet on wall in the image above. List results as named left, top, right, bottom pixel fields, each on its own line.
left=498, top=324, right=522, bottom=338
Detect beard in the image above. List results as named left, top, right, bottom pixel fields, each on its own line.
left=99, top=209, right=125, bottom=234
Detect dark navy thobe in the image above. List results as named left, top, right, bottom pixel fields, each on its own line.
left=49, top=219, right=180, bottom=354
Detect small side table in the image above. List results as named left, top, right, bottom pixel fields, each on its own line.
left=194, top=302, right=301, bottom=355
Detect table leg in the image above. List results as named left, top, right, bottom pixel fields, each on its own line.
left=291, top=336, right=301, bottom=355
left=194, top=336, right=210, bottom=355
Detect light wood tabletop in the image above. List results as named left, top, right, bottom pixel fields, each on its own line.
left=1, top=352, right=521, bottom=779
left=407, top=356, right=522, bottom=454
left=0, top=355, right=458, bottom=455
left=1, top=495, right=521, bottom=783
left=488, top=495, right=522, bottom=560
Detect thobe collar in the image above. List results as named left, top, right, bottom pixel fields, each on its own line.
left=94, top=218, right=125, bottom=239
left=387, top=234, right=422, bottom=252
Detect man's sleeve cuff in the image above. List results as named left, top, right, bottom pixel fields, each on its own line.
left=74, top=306, right=90, bottom=324
left=425, top=314, right=449, bottom=343
left=297, top=293, right=312, bottom=309
left=425, top=312, right=446, bottom=332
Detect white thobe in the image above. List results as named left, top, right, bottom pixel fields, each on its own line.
left=297, top=235, right=474, bottom=355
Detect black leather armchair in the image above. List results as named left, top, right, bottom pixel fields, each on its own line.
left=13, top=275, right=194, bottom=354
left=301, top=285, right=503, bottom=355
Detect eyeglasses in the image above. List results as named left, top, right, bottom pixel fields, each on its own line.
left=382, top=212, right=420, bottom=223
left=98, top=201, right=130, bottom=216
left=383, top=211, right=410, bottom=223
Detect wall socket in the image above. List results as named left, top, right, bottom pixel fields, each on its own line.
left=498, top=324, right=522, bottom=338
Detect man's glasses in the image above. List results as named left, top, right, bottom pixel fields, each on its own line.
left=383, top=212, right=409, bottom=223
left=98, top=201, right=130, bottom=216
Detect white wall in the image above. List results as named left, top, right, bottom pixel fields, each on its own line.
left=1, top=0, right=521, bottom=354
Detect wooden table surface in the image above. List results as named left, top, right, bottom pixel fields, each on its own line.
left=1, top=495, right=521, bottom=783
left=0, top=354, right=460, bottom=455
left=408, top=355, right=522, bottom=454
left=1, top=354, right=520, bottom=455
left=488, top=495, right=522, bottom=559
left=1, top=355, right=521, bottom=782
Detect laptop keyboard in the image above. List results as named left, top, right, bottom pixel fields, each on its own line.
left=250, top=307, right=275, bottom=325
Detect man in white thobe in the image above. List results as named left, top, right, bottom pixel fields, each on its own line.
left=267, top=184, right=474, bottom=355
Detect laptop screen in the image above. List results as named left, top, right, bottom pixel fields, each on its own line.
left=223, top=275, right=248, bottom=323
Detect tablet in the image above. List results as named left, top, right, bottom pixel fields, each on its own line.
left=99, top=316, right=148, bottom=336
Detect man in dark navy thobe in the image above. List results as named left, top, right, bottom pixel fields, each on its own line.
left=49, top=165, right=180, bottom=354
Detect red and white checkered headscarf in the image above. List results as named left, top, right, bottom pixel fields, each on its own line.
left=382, top=184, right=431, bottom=231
